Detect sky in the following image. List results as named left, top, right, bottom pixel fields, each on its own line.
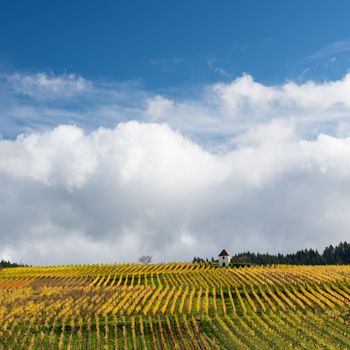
left=1, top=1, right=350, bottom=264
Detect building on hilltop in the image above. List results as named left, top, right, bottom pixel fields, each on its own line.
left=218, top=249, right=230, bottom=267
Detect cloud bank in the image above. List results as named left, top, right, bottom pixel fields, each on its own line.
left=1, top=71, right=350, bottom=264
left=3, top=71, right=350, bottom=140
left=2, top=121, right=350, bottom=264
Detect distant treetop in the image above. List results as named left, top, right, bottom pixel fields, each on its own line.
left=0, top=259, right=27, bottom=268
left=193, top=241, right=350, bottom=266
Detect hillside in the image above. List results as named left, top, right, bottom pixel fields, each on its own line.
left=1, top=263, right=350, bottom=349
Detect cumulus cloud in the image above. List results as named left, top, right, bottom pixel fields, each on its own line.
left=1, top=120, right=350, bottom=264
left=3, top=70, right=350, bottom=140
left=150, top=73, right=350, bottom=139
left=2, top=70, right=350, bottom=264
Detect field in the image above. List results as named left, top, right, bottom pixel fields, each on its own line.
left=1, top=263, right=350, bottom=349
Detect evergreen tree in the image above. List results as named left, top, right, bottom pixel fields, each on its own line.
left=194, top=241, right=350, bottom=266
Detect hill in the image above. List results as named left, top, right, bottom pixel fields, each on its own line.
left=1, top=263, right=350, bottom=348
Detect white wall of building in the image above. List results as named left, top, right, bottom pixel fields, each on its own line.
left=219, top=255, right=230, bottom=267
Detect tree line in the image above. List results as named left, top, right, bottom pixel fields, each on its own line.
left=0, top=259, right=26, bottom=268
left=193, top=241, right=350, bottom=265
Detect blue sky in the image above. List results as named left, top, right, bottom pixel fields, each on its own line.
left=2, top=1, right=350, bottom=264
left=1, top=0, right=350, bottom=89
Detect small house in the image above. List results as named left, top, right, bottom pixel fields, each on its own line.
left=218, top=249, right=230, bottom=267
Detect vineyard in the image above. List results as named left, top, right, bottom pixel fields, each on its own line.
left=1, top=263, right=350, bottom=349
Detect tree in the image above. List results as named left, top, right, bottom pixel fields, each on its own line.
left=0, top=259, right=27, bottom=268
left=138, top=255, right=152, bottom=264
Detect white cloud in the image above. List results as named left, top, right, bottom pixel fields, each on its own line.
left=2, top=71, right=350, bottom=264
left=3, top=71, right=350, bottom=140
left=208, top=59, right=229, bottom=77
left=4, top=72, right=92, bottom=99
left=1, top=120, right=350, bottom=264
left=305, top=39, right=350, bottom=62
left=146, top=95, right=174, bottom=120
left=139, top=73, right=350, bottom=141
left=0, top=125, right=96, bottom=188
